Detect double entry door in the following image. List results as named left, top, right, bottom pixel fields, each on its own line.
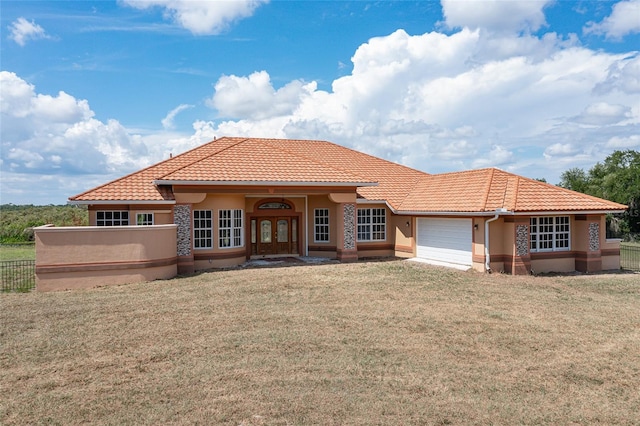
left=252, top=217, right=299, bottom=256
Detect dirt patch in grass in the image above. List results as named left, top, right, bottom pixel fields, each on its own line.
left=2, top=260, right=639, bottom=425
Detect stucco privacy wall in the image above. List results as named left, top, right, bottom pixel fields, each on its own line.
left=35, top=224, right=178, bottom=291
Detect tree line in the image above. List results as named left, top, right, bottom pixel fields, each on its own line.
left=558, top=150, right=639, bottom=240
left=0, top=204, right=88, bottom=243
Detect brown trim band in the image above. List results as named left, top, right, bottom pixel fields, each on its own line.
left=601, top=248, right=620, bottom=257
left=530, top=251, right=576, bottom=260
left=36, top=257, right=177, bottom=274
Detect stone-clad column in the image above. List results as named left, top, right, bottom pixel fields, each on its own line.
left=336, top=203, right=358, bottom=262
left=511, top=221, right=531, bottom=275
left=174, top=204, right=195, bottom=274
left=575, top=215, right=602, bottom=273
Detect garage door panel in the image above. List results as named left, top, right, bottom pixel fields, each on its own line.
left=417, top=218, right=472, bottom=267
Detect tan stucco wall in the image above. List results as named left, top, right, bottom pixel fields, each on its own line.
left=88, top=205, right=173, bottom=226
left=308, top=195, right=337, bottom=249
left=392, top=215, right=413, bottom=258
left=531, top=258, right=575, bottom=274
left=35, top=224, right=178, bottom=291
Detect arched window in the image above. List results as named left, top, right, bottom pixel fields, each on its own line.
left=258, top=201, right=292, bottom=210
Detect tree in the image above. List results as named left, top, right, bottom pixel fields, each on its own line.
left=558, top=168, right=589, bottom=193
left=558, top=150, right=640, bottom=238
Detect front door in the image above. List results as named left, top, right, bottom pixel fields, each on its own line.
left=253, top=217, right=299, bottom=256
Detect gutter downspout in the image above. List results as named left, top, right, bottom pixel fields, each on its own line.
left=484, top=209, right=505, bottom=273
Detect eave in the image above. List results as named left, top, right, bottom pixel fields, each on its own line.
left=69, top=200, right=176, bottom=205
left=153, top=179, right=378, bottom=187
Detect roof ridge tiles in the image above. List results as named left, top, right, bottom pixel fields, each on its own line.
left=155, top=137, right=249, bottom=180
left=482, top=168, right=496, bottom=212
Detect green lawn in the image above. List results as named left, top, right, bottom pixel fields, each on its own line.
left=1, top=260, right=639, bottom=425
left=0, top=244, right=35, bottom=261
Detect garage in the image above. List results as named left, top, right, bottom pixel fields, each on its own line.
left=416, top=218, right=473, bottom=267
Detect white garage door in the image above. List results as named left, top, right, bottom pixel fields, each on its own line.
left=416, top=218, right=472, bottom=267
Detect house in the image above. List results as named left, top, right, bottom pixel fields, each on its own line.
left=35, top=137, right=627, bottom=291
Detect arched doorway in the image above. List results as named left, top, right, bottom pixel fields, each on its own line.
left=249, top=200, right=301, bottom=256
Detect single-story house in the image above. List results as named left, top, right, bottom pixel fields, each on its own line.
left=35, top=137, right=627, bottom=290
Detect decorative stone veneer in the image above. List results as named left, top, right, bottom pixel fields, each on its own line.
left=516, top=224, right=529, bottom=257
left=343, top=204, right=355, bottom=250
left=174, top=205, right=192, bottom=256
left=589, top=222, right=600, bottom=251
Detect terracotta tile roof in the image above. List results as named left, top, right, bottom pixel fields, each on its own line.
left=159, top=138, right=374, bottom=184
left=397, top=168, right=627, bottom=213
left=69, top=136, right=627, bottom=213
left=70, top=137, right=424, bottom=203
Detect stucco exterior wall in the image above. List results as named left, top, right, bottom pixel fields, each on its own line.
left=35, top=224, right=178, bottom=291
left=393, top=215, right=414, bottom=259
left=307, top=195, right=337, bottom=258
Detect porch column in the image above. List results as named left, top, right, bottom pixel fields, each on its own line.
left=174, top=204, right=195, bottom=275
left=575, top=215, right=602, bottom=273
left=336, top=203, right=358, bottom=262
left=510, top=218, right=531, bottom=275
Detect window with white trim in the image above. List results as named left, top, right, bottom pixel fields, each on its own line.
left=96, top=211, right=129, bottom=226
left=314, top=208, right=330, bottom=242
left=530, top=216, right=570, bottom=252
left=136, top=213, right=154, bottom=226
left=357, top=208, right=386, bottom=241
left=219, top=209, right=243, bottom=248
left=193, top=210, right=213, bottom=249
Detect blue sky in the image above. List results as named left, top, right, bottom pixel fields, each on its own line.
left=1, top=0, right=639, bottom=205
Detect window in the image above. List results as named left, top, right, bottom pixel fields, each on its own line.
left=219, top=209, right=243, bottom=248
left=96, top=211, right=129, bottom=226
left=357, top=208, right=386, bottom=241
left=193, top=210, right=213, bottom=249
left=136, top=213, right=154, bottom=226
left=530, top=216, right=570, bottom=252
left=258, top=202, right=291, bottom=209
left=314, top=208, right=330, bottom=242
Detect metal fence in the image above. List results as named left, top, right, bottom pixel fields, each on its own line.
left=620, top=244, right=640, bottom=272
left=1, top=260, right=35, bottom=292
left=620, top=244, right=640, bottom=271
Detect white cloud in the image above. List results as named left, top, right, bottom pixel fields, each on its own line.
left=7, top=17, right=50, bottom=46
left=0, top=71, right=150, bottom=178
left=161, top=104, right=193, bottom=129
left=441, top=0, right=553, bottom=33
left=120, top=0, right=268, bottom=35
left=584, top=0, right=640, bottom=40
left=472, top=145, right=514, bottom=168
left=606, top=134, right=640, bottom=149
left=594, top=54, right=640, bottom=95
left=571, top=102, right=632, bottom=125
left=200, top=22, right=638, bottom=182
left=209, top=71, right=314, bottom=120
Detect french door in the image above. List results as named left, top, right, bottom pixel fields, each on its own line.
left=252, top=217, right=299, bottom=255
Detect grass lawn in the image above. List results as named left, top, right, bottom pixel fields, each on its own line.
left=0, top=244, right=35, bottom=261
left=1, top=260, right=639, bottom=425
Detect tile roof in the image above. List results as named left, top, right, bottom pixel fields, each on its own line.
left=70, top=137, right=627, bottom=213
left=397, top=168, right=627, bottom=213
